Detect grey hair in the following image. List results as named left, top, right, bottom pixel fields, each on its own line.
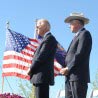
left=37, top=19, right=51, bottom=30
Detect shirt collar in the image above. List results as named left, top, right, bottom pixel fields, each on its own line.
left=75, top=27, right=84, bottom=36
left=44, top=31, right=50, bottom=38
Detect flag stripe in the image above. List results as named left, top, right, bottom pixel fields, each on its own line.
left=2, top=73, right=30, bottom=80
left=3, top=55, right=32, bottom=64
left=25, top=45, right=36, bottom=52
left=4, top=51, right=33, bottom=60
left=29, top=39, right=39, bottom=46
left=3, top=59, right=31, bottom=67
left=2, top=67, right=28, bottom=74
left=3, top=64, right=29, bottom=70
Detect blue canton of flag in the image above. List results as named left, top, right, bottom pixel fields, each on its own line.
left=5, top=29, right=30, bottom=52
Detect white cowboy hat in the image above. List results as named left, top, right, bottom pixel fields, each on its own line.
left=64, top=12, right=89, bottom=24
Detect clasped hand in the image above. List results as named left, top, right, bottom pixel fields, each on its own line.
left=60, top=67, right=69, bottom=75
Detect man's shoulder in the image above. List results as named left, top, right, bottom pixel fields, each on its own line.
left=46, top=33, right=56, bottom=40
left=80, top=28, right=91, bottom=36
left=81, top=28, right=90, bottom=33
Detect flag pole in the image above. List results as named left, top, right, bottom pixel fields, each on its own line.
left=1, top=21, right=10, bottom=93
left=1, top=77, right=4, bottom=93
left=34, top=19, right=38, bottom=39
left=6, top=21, right=10, bottom=29
left=0, top=64, right=4, bottom=93
left=32, top=19, right=38, bottom=98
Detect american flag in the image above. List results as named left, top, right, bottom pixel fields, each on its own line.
left=2, top=29, right=66, bottom=80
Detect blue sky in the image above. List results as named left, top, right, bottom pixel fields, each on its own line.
left=0, top=0, right=98, bottom=98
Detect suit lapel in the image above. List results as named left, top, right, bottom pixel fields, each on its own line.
left=36, top=33, right=51, bottom=51
left=67, top=39, right=73, bottom=53
left=67, top=28, right=86, bottom=53
left=44, top=32, right=51, bottom=39
left=41, top=32, right=51, bottom=43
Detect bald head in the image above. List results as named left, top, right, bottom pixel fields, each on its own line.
left=37, top=19, right=51, bottom=30
left=36, top=19, right=51, bottom=36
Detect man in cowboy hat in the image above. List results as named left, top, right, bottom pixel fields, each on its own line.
left=60, top=12, right=92, bottom=98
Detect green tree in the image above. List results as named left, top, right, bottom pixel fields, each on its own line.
left=18, top=79, right=35, bottom=98
left=92, top=71, right=98, bottom=89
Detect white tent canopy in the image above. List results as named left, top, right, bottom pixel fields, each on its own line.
left=91, top=90, right=98, bottom=97
left=59, top=90, right=65, bottom=97
left=56, top=90, right=65, bottom=98
left=57, top=89, right=98, bottom=98
left=90, top=90, right=98, bottom=98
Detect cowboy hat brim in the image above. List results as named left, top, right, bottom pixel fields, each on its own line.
left=64, top=16, right=89, bottom=24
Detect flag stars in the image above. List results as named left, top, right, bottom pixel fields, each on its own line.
left=5, top=29, right=30, bottom=52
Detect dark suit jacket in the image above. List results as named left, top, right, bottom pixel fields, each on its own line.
left=28, top=33, right=57, bottom=85
left=65, top=28, right=92, bottom=83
